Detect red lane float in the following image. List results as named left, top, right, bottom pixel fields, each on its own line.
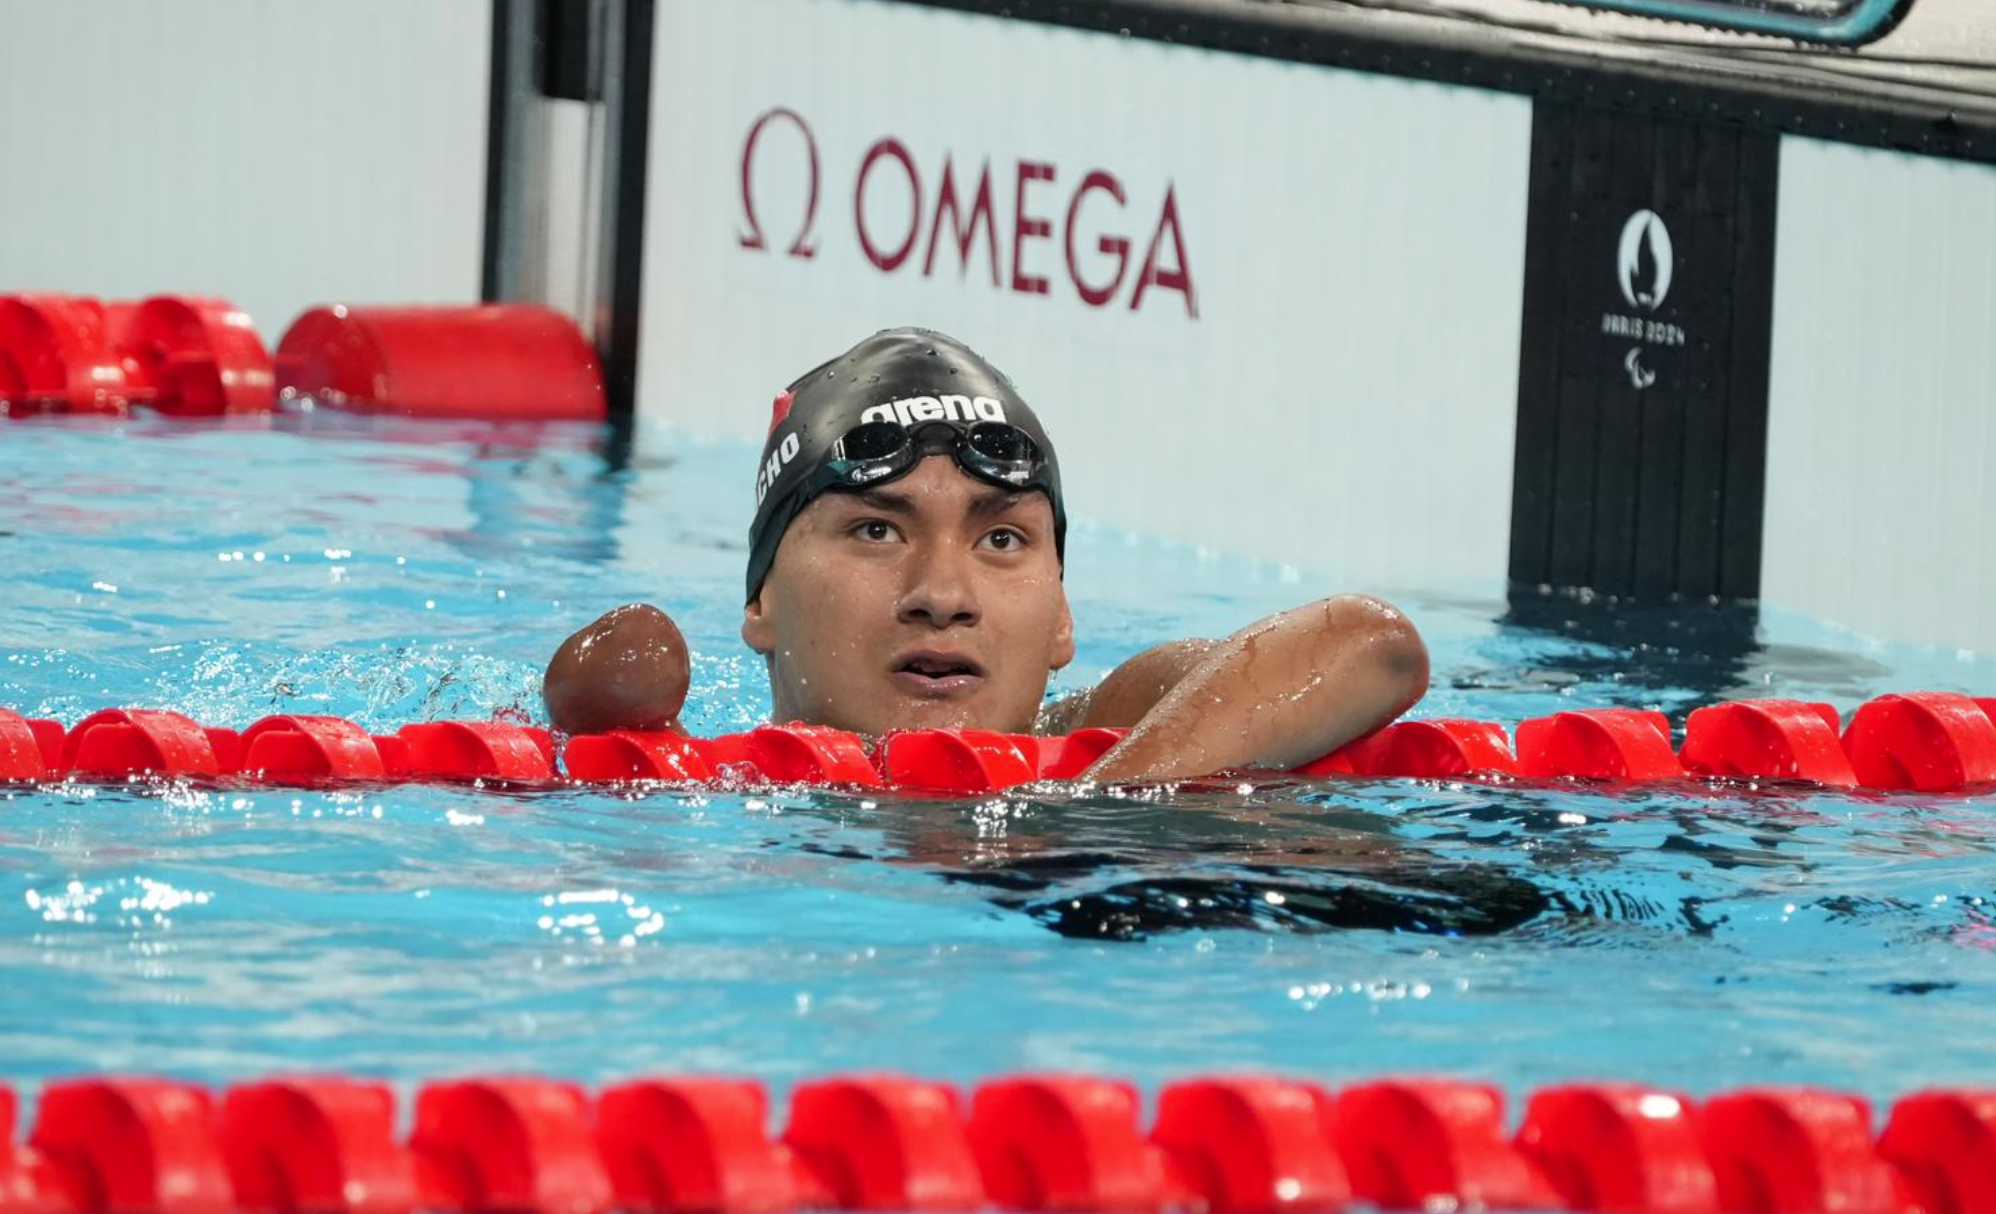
left=1679, top=701, right=1856, bottom=787
left=0, top=293, right=276, bottom=417
left=1152, top=1077, right=1349, bottom=1214
left=783, top=1077, right=983, bottom=1211
left=239, top=716, right=389, bottom=781
left=1333, top=1079, right=1559, bottom=1212
left=1041, top=728, right=1127, bottom=780
left=731, top=726, right=880, bottom=787
left=1697, top=1090, right=1913, bottom=1214
left=595, top=1079, right=802, bottom=1214
left=0, top=294, right=140, bottom=415
left=61, top=709, right=228, bottom=779
left=219, top=1079, right=413, bottom=1214
left=562, top=731, right=715, bottom=783
left=5, top=1073, right=1996, bottom=1214
left=410, top=1080, right=610, bottom=1214
left=1876, top=1090, right=1996, bottom=1214
left=389, top=722, right=556, bottom=783
left=1517, top=709, right=1684, bottom=782
left=1324, top=718, right=1521, bottom=779
left=1841, top=692, right=1996, bottom=792
left=967, top=1075, right=1175, bottom=1212
left=8, top=694, right=1996, bottom=793
left=115, top=295, right=276, bottom=416
left=0, top=710, right=60, bottom=782
left=274, top=305, right=606, bottom=422
left=30, top=1078, right=234, bottom=1214
left=1516, top=1084, right=1716, bottom=1214
left=879, top=730, right=1041, bottom=794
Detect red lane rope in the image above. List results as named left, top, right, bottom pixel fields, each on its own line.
left=0, top=292, right=604, bottom=421
left=0, top=1073, right=1987, bottom=1214
left=4, top=692, right=1996, bottom=794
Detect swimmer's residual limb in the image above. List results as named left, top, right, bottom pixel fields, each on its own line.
left=9, top=691, right=1996, bottom=793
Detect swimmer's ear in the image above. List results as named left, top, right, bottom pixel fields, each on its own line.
left=1049, top=595, right=1076, bottom=672
left=742, top=593, right=776, bottom=656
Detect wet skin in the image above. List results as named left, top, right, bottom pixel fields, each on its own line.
left=544, top=457, right=1431, bottom=783
left=742, top=455, right=1075, bottom=736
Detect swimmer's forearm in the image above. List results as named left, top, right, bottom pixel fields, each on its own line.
left=1082, top=595, right=1428, bottom=784
left=542, top=603, right=692, bottom=735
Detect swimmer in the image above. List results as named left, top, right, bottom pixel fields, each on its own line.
left=542, top=328, right=1428, bottom=783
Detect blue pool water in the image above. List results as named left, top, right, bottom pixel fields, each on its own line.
left=2, top=414, right=1995, bottom=1101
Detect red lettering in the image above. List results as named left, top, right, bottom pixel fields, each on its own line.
left=1010, top=161, right=1055, bottom=296
left=1063, top=170, right=1129, bottom=309
left=855, top=138, right=922, bottom=273
left=737, top=107, right=819, bottom=259
left=922, top=158, right=1000, bottom=286
left=1130, top=183, right=1197, bottom=318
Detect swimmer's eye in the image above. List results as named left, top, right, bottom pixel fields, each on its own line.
left=980, top=527, right=1029, bottom=552
left=850, top=519, right=901, bottom=544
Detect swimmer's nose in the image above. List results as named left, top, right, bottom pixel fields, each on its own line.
left=897, top=546, right=980, bottom=629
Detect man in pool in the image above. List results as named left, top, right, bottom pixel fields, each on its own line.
left=542, top=328, right=1429, bottom=783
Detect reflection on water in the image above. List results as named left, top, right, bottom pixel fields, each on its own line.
left=3, top=416, right=1996, bottom=1096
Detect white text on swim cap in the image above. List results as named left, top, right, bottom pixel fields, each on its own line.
left=859, top=394, right=1009, bottom=428
left=755, top=430, right=802, bottom=505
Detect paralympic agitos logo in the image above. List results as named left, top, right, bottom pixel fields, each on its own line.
left=737, top=107, right=1199, bottom=318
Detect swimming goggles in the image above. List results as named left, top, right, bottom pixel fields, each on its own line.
left=817, top=419, right=1054, bottom=498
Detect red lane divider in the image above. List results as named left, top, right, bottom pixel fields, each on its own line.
left=3, top=293, right=604, bottom=422
left=219, top=1079, right=413, bottom=1214
left=62, top=709, right=229, bottom=780
left=2, top=1073, right=1995, bottom=1214
left=31, top=1078, right=234, bottom=1214
left=1876, top=1091, right=1996, bottom=1214
left=1680, top=701, right=1856, bottom=788
left=1516, top=709, right=1683, bottom=782
left=1698, top=1090, right=1915, bottom=1214
left=1315, top=718, right=1520, bottom=779
left=239, top=716, right=389, bottom=782
left=410, top=1080, right=611, bottom=1214
left=1333, top=1079, right=1559, bottom=1211
left=0, top=293, right=275, bottom=418
left=783, top=1077, right=983, bottom=1211
left=274, top=305, right=605, bottom=422
left=967, top=1075, right=1177, bottom=1212
left=117, top=296, right=276, bottom=416
left=1842, top=692, right=1996, bottom=793
left=6, top=695, right=1996, bottom=794
left=1516, top=1084, right=1716, bottom=1214
left=562, top=732, right=714, bottom=783
left=1154, top=1077, right=1349, bottom=1214
left=879, top=731, right=1041, bottom=794
left=0, top=294, right=142, bottom=415
left=595, top=1079, right=803, bottom=1214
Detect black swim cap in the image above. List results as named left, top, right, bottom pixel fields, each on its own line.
left=745, top=328, right=1066, bottom=604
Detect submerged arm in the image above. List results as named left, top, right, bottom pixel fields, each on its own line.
left=542, top=603, right=691, bottom=734
left=1079, top=594, right=1429, bottom=784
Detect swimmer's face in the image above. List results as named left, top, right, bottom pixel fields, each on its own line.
left=742, top=455, right=1074, bottom=735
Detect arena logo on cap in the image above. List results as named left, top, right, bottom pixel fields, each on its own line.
left=860, top=394, right=1010, bottom=428
left=738, top=107, right=1198, bottom=318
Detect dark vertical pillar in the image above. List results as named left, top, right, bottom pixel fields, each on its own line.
left=479, top=0, right=652, bottom=421
left=1508, top=102, right=1780, bottom=602
left=600, top=0, right=654, bottom=422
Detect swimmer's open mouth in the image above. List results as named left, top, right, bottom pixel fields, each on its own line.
left=893, top=651, right=987, bottom=681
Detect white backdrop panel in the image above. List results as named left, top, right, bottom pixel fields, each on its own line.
left=1765, top=138, right=1996, bottom=655
left=639, top=0, right=1533, bottom=590
left=0, top=0, right=489, bottom=342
